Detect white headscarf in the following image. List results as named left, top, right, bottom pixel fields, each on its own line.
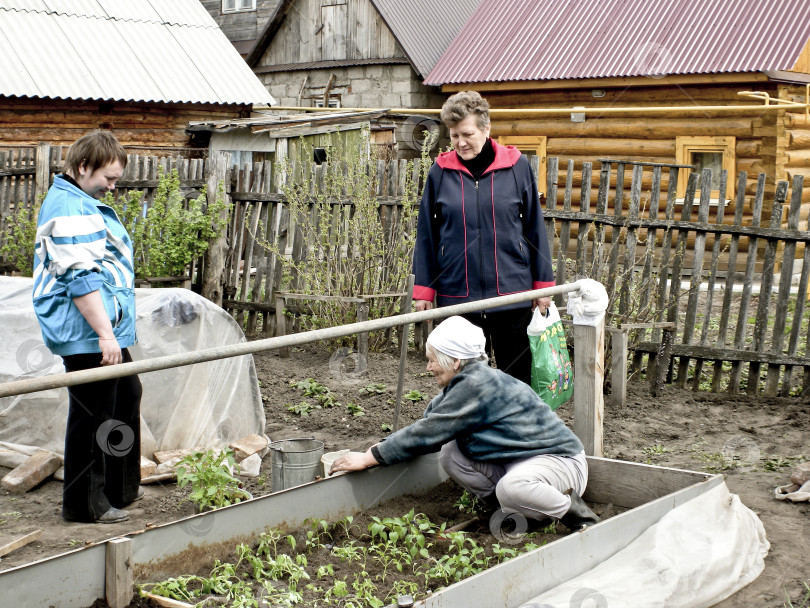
left=426, top=316, right=486, bottom=360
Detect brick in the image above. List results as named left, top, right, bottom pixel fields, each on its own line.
left=0, top=448, right=28, bottom=470
left=153, top=448, right=193, bottom=464
left=229, top=434, right=268, bottom=461
left=140, top=456, right=157, bottom=479
left=0, top=449, right=61, bottom=494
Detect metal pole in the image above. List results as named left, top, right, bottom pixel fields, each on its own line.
left=392, top=275, right=415, bottom=431
left=0, top=283, right=584, bottom=399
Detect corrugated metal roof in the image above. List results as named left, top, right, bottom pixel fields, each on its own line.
left=0, top=0, right=274, bottom=105
left=425, top=0, right=810, bottom=85
left=370, top=0, right=484, bottom=78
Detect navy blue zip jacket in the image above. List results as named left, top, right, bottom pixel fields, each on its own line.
left=412, top=139, right=555, bottom=311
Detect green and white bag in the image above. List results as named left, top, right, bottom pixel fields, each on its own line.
left=527, top=303, right=573, bottom=410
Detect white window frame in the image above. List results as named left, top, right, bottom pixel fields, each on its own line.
left=222, top=0, right=256, bottom=14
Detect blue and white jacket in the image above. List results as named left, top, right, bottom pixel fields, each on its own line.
left=32, top=175, right=136, bottom=356
left=372, top=361, right=583, bottom=466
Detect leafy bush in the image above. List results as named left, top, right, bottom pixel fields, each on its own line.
left=0, top=196, right=42, bottom=276
left=176, top=449, right=250, bottom=510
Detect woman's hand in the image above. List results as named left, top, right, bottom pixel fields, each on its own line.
left=414, top=300, right=432, bottom=312
left=98, top=337, right=122, bottom=366
left=329, top=449, right=379, bottom=475
left=533, top=296, right=551, bottom=314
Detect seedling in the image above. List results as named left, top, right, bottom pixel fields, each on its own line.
left=291, top=378, right=340, bottom=408
left=360, top=382, right=387, bottom=395
left=402, top=389, right=426, bottom=402
left=346, top=402, right=365, bottom=416
left=643, top=444, right=672, bottom=456
left=381, top=423, right=393, bottom=432
left=453, top=490, right=481, bottom=514
left=176, top=449, right=250, bottom=510
left=286, top=401, right=315, bottom=416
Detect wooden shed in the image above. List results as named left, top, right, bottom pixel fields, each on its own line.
left=425, top=0, right=810, bottom=222
left=246, top=0, right=482, bottom=158
left=200, top=0, right=280, bottom=56
left=0, top=0, right=274, bottom=151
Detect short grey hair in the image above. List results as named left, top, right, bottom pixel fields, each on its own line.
left=426, top=344, right=488, bottom=372
left=440, top=91, right=490, bottom=130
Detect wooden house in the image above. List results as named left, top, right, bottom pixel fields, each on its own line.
left=246, top=0, right=482, bottom=157
left=200, top=0, right=280, bottom=56
left=0, top=0, right=274, bottom=151
left=425, top=0, right=810, bottom=217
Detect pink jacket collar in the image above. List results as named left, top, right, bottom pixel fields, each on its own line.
left=436, top=138, right=522, bottom=174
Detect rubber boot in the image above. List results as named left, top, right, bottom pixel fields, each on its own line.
left=560, top=489, right=600, bottom=532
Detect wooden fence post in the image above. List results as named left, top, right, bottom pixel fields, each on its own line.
left=573, top=317, right=605, bottom=457
left=202, top=152, right=231, bottom=305
left=606, top=327, right=626, bottom=409
left=105, top=538, right=133, bottom=608
left=35, top=142, right=50, bottom=202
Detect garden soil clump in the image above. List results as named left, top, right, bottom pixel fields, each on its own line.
left=0, top=341, right=807, bottom=606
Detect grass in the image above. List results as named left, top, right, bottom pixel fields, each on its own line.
left=785, top=582, right=810, bottom=608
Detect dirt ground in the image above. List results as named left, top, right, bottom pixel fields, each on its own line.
left=0, top=341, right=808, bottom=606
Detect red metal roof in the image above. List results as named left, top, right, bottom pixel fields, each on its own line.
left=425, top=0, right=810, bottom=85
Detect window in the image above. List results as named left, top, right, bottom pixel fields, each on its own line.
left=313, top=95, right=341, bottom=108
left=497, top=136, right=548, bottom=196
left=222, top=0, right=256, bottom=13
left=675, top=136, right=735, bottom=203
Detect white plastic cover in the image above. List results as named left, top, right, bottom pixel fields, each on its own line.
left=0, top=276, right=264, bottom=459
left=519, top=482, right=769, bottom=608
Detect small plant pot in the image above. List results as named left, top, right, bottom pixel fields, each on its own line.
left=321, top=450, right=350, bottom=478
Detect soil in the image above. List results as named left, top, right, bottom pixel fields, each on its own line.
left=0, top=341, right=808, bottom=607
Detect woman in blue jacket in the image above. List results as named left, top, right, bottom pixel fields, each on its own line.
left=330, top=316, right=599, bottom=532
left=412, top=91, right=555, bottom=385
left=33, top=131, right=142, bottom=524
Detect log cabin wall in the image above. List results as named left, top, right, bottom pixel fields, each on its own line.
left=0, top=97, right=247, bottom=150
left=485, top=80, right=795, bottom=268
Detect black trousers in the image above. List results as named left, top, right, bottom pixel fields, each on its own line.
left=61, top=349, right=142, bottom=521
left=461, top=307, right=533, bottom=385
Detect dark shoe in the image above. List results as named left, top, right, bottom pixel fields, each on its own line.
left=97, top=507, right=130, bottom=524
left=560, top=489, right=600, bottom=532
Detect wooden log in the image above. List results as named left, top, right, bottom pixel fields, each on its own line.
left=106, top=538, right=133, bottom=608
left=0, top=449, right=61, bottom=494
left=573, top=319, right=605, bottom=457
left=786, top=149, right=810, bottom=165
left=547, top=138, right=675, bottom=157
left=788, top=129, right=810, bottom=149
left=735, top=139, right=763, bottom=157
left=202, top=151, right=231, bottom=306
left=491, top=117, right=755, bottom=139
left=0, top=530, right=42, bottom=558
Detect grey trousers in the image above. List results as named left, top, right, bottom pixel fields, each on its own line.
left=439, top=441, right=588, bottom=520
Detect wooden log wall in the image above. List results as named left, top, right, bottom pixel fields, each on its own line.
left=545, top=156, right=810, bottom=397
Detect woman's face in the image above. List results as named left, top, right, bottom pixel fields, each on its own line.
left=75, top=160, right=124, bottom=199
left=426, top=350, right=460, bottom=387
left=448, top=114, right=491, bottom=161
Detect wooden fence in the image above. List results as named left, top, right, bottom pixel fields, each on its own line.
left=3, top=145, right=810, bottom=396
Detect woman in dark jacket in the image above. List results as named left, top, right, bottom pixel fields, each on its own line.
left=329, top=316, right=599, bottom=531
left=412, top=91, right=555, bottom=385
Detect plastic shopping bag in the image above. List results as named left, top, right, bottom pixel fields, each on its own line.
left=527, top=303, right=573, bottom=410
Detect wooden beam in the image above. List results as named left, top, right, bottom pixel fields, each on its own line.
left=573, top=319, right=605, bottom=457
left=606, top=327, right=627, bottom=409
left=105, top=538, right=133, bottom=608
left=0, top=530, right=42, bottom=558
left=201, top=151, right=230, bottom=306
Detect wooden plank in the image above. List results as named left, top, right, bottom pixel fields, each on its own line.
left=711, top=172, right=749, bottom=392
left=573, top=319, right=605, bottom=457
left=606, top=161, right=626, bottom=291
left=555, top=160, right=573, bottom=305
left=202, top=151, right=231, bottom=306
left=590, top=161, right=610, bottom=279
left=545, top=157, right=559, bottom=266
left=783, top=177, right=809, bottom=395
left=651, top=329, right=674, bottom=396
left=105, top=538, right=133, bottom=608
left=652, top=166, right=680, bottom=346
left=694, top=170, right=728, bottom=391
left=729, top=174, right=766, bottom=393
left=749, top=180, right=788, bottom=394
left=606, top=327, right=627, bottom=408
left=680, top=168, right=712, bottom=390
left=142, top=593, right=195, bottom=608
left=0, top=530, right=42, bottom=558
left=619, top=165, right=643, bottom=319
left=671, top=172, right=698, bottom=387
left=34, top=142, right=50, bottom=202
left=575, top=162, right=592, bottom=272
left=633, top=342, right=810, bottom=366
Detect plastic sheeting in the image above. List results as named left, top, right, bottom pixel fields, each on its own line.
left=519, top=482, right=769, bottom=608
left=0, top=277, right=264, bottom=459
